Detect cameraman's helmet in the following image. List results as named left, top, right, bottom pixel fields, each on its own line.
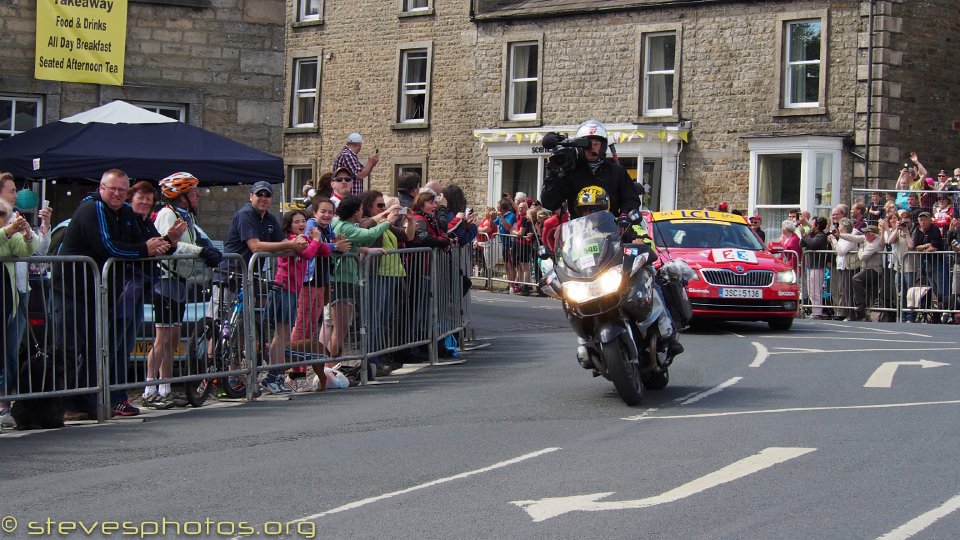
left=576, top=185, right=610, bottom=215
left=575, top=119, right=609, bottom=159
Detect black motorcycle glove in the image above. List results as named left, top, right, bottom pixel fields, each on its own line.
left=200, top=246, right=223, bottom=268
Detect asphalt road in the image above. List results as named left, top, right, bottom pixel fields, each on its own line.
left=2, top=290, right=959, bottom=539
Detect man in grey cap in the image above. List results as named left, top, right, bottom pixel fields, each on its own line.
left=333, top=132, right=379, bottom=197
left=844, top=225, right=882, bottom=321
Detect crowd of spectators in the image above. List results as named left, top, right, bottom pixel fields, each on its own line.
left=750, top=152, right=960, bottom=323
left=0, top=131, right=481, bottom=427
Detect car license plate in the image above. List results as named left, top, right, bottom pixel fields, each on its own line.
left=719, top=288, right=762, bottom=299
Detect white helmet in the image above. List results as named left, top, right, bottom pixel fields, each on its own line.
left=575, top=119, right=608, bottom=141
left=575, top=119, right=608, bottom=160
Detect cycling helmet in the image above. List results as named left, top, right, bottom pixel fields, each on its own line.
left=575, top=119, right=609, bottom=158
left=159, top=172, right=199, bottom=199
left=576, top=185, right=610, bottom=214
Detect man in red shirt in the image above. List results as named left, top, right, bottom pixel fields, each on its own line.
left=540, top=208, right=567, bottom=253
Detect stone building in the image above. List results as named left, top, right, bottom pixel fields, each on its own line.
left=282, top=0, right=960, bottom=230
left=0, top=0, right=286, bottom=238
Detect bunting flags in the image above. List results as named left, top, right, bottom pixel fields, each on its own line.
left=472, top=128, right=689, bottom=146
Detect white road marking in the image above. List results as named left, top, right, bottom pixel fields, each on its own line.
left=511, top=447, right=815, bottom=522
left=727, top=330, right=745, bottom=338
left=275, top=447, right=560, bottom=529
left=770, top=327, right=933, bottom=338
left=681, top=377, right=743, bottom=405
left=877, top=492, right=960, bottom=540
left=863, top=360, right=950, bottom=388
left=623, top=399, right=960, bottom=421
left=771, top=347, right=960, bottom=356
left=765, top=336, right=950, bottom=344
left=749, top=342, right=769, bottom=367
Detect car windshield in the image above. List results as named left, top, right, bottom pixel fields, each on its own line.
left=558, top=211, right=620, bottom=270
left=651, top=220, right=764, bottom=250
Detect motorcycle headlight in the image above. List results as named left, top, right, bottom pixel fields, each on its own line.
left=776, top=269, right=797, bottom=284
left=562, top=267, right=623, bottom=304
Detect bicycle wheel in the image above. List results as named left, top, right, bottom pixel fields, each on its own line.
left=217, top=328, right=247, bottom=399
left=184, top=318, right=216, bottom=407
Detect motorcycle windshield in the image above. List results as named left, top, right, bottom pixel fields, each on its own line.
left=558, top=211, right=620, bottom=277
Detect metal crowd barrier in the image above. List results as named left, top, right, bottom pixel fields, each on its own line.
left=798, top=249, right=956, bottom=322
left=6, top=246, right=475, bottom=423
left=486, top=232, right=539, bottom=292
left=0, top=255, right=104, bottom=414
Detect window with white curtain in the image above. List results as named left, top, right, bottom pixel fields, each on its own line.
left=749, top=137, right=842, bottom=225
left=403, top=0, right=429, bottom=11
left=643, top=32, right=676, bottom=116
left=0, top=95, right=42, bottom=139
left=399, top=48, right=429, bottom=123
left=298, top=0, right=322, bottom=22
left=508, top=42, right=538, bottom=120
left=784, top=19, right=821, bottom=107
left=289, top=166, right=314, bottom=202
left=291, top=58, right=319, bottom=127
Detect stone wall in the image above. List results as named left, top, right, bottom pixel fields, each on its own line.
left=0, top=0, right=286, bottom=238
left=283, top=0, right=870, bottom=212
left=283, top=0, right=487, bottom=204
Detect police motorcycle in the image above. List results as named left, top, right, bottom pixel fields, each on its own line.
left=539, top=195, right=688, bottom=405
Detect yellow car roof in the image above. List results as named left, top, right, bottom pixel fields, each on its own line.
left=650, top=209, right=749, bottom=224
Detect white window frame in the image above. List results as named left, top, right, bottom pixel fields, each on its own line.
left=0, top=95, right=43, bottom=138
left=748, top=136, right=843, bottom=218
left=288, top=165, right=314, bottom=202
left=291, top=57, right=320, bottom=128
left=642, top=31, right=677, bottom=117
left=297, top=0, right=323, bottom=22
left=402, top=0, right=429, bottom=12
left=399, top=48, right=429, bottom=124
left=507, top=41, right=539, bottom=121
left=133, top=101, right=187, bottom=122
left=784, top=19, right=822, bottom=108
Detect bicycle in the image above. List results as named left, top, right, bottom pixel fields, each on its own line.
left=184, top=272, right=253, bottom=407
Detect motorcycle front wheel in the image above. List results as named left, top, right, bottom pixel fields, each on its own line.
left=603, top=335, right=644, bottom=406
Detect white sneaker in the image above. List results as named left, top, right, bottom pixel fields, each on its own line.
left=0, top=408, right=15, bottom=428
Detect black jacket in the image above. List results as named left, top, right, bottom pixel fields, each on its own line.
left=540, top=158, right=640, bottom=218
left=52, top=194, right=152, bottom=297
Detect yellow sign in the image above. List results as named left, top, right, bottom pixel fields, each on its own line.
left=651, top=209, right=748, bottom=224
left=34, top=0, right=128, bottom=85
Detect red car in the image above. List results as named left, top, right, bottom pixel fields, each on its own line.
left=646, top=210, right=799, bottom=330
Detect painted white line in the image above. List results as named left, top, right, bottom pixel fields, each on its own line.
left=282, top=447, right=561, bottom=526
left=764, top=336, right=949, bottom=344
left=681, top=377, right=743, bottom=405
left=512, top=447, right=815, bottom=522
left=863, top=360, right=950, bottom=388
left=623, top=399, right=960, bottom=421
left=771, top=347, right=960, bottom=356
left=673, top=391, right=701, bottom=404
left=727, top=330, right=745, bottom=338
left=877, top=492, right=960, bottom=540
left=749, top=342, right=769, bottom=367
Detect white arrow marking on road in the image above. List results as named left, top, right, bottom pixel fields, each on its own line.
left=681, top=377, right=742, bottom=405
left=863, top=360, right=950, bottom=388
left=511, top=447, right=815, bottom=522
left=749, top=342, right=769, bottom=367
left=877, top=491, right=960, bottom=540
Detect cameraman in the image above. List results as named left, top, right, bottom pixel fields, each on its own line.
left=540, top=119, right=640, bottom=218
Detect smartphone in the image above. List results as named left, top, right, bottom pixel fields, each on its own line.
left=466, top=207, right=473, bottom=216
left=400, top=207, right=408, bottom=216
left=42, top=199, right=50, bottom=210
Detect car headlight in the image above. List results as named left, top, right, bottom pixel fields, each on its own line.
left=562, top=267, right=623, bottom=304
left=776, top=269, right=796, bottom=284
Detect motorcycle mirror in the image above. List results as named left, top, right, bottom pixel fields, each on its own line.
left=538, top=245, right=554, bottom=260
left=627, top=209, right=642, bottom=223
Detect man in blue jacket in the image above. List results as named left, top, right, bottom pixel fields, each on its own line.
left=53, top=169, right=173, bottom=420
